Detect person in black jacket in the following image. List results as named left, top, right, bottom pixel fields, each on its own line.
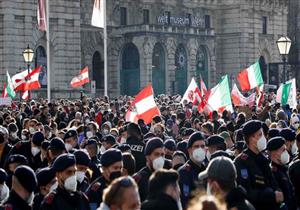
left=141, top=169, right=181, bottom=210
left=234, top=120, right=284, bottom=210
left=126, top=123, right=146, bottom=171
left=40, top=154, right=90, bottom=210
left=267, top=137, right=297, bottom=210
left=199, top=156, right=255, bottom=210
left=1, top=165, right=37, bottom=210
left=0, top=132, right=11, bottom=169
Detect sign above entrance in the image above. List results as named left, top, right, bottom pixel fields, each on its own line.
left=157, top=14, right=204, bottom=28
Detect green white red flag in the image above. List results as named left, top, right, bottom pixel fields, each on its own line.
left=237, top=62, right=264, bottom=91
left=276, top=78, right=297, bottom=109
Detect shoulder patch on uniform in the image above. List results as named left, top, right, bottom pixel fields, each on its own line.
left=91, top=182, right=101, bottom=192
left=133, top=174, right=142, bottom=183
left=241, top=169, right=248, bottom=179
left=4, top=204, right=12, bottom=210
left=240, top=153, right=248, bottom=161
left=45, top=192, right=56, bottom=204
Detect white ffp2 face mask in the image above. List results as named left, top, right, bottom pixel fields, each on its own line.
left=280, top=150, right=290, bottom=165
left=76, top=171, right=85, bottom=183
left=31, top=147, right=40, bottom=156
left=152, top=156, right=165, bottom=171
left=64, top=175, right=77, bottom=192
left=65, top=143, right=73, bottom=152
left=49, top=182, right=58, bottom=192
left=192, top=148, right=206, bottom=163
left=86, top=131, right=93, bottom=139
left=291, top=142, right=298, bottom=156
left=0, top=184, right=9, bottom=202
left=257, top=134, right=267, bottom=152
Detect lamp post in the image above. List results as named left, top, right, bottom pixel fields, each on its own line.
left=22, top=45, right=34, bottom=100
left=276, top=36, right=292, bottom=82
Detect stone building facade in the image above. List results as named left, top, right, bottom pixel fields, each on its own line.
left=0, top=0, right=289, bottom=98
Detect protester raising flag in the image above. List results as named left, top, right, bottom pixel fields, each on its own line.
left=206, top=75, right=233, bottom=113
left=231, top=83, right=256, bottom=107
left=125, top=85, right=160, bottom=124
left=37, top=0, right=47, bottom=31
left=12, top=66, right=42, bottom=91
left=70, top=67, right=90, bottom=88
left=181, top=78, right=202, bottom=105
left=276, top=78, right=297, bottom=109
left=237, top=62, right=264, bottom=91
left=6, top=72, right=16, bottom=99
left=91, top=0, right=105, bottom=28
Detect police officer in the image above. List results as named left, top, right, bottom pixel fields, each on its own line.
left=9, top=131, right=44, bottom=170
left=133, top=137, right=165, bottom=202
left=64, top=129, right=79, bottom=152
left=280, top=128, right=297, bottom=159
left=126, top=123, right=146, bottom=171
left=178, top=132, right=206, bottom=209
left=86, top=148, right=123, bottom=209
left=267, top=137, right=297, bottom=210
left=40, top=153, right=90, bottom=210
left=1, top=165, right=37, bottom=210
left=48, top=137, right=66, bottom=164
left=5, top=154, right=28, bottom=189
left=74, top=150, right=91, bottom=192
left=206, top=135, right=227, bottom=161
left=33, top=167, right=57, bottom=210
left=234, top=120, right=283, bottom=210
left=289, top=132, right=300, bottom=207
left=83, top=139, right=101, bottom=182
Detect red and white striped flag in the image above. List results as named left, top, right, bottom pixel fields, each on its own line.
left=21, top=91, right=29, bottom=101
left=200, top=75, right=208, bottom=97
left=2, top=83, right=8, bottom=98
left=12, top=66, right=42, bottom=91
left=181, top=78, right=202, bottom=105
left=256, top=84, right=264, bottom=107
left=70, top=67, right=90, bottom=88
left=125, top=85, right=160, bottom=124
left=37, top=0, right=47, bottom=31
left=231, top=83, right=256, bottom=107
left=91, top=0, right=105, bottom=28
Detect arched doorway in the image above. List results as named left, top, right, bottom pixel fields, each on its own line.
left=120, top=43, right=140, bottom=96
left=175, top=44, right=187, bottom=95
left=35, top=46, right=47, bottom=88
left=152, top=43, right=165, bottom=95
left=196, top=47, right=209, bottom=86
left=92, top=51, right=104, bottom=89
left=259, top=56, right=267, bottom=83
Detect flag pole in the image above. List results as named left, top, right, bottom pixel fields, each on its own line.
left=103, top=0, right=108, bottom=96
left=46, top=0, right=51, bottom=101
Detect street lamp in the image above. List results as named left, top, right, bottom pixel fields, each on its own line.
left=276, top=36, right=292, bottom=82
left=22, top=45, right=34, bottom=100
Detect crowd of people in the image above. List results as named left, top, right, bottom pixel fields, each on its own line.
left=0, top=93, right=298, bottom=210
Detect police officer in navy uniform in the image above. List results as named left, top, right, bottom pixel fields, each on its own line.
left=40, top=153, right=90, bottom=210
left=74, top=150, right=91, bottom=192
left=267, top=137, right=297, bottom=210
left=289, top=133, right=300, bottom=208
left=234, top=120, right=284, bottom=210
left=63, top=129, right=79, bottom=153
left=126, top=123, right=146, bottom=171
left=86, top=148, right=123, bottom=209
left=1, top=165, right=37, bottom=210
left=133, top=138, right=165, bottom=202
left=178, top=132, right=206, bottom=209
left=33, top=167, right=57, bottom=210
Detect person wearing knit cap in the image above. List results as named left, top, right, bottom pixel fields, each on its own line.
left=178, top=131, right=206, bottom=209
left=101, top=134, right=118, bottom=151
left=63, top=129, right=79, bottom=152
left=268, top=128, right=280, bottom=139
left=206, top=135, right=226, bottom=161
left=234, top=120, right=284, bottom=210
left=133, top=137, right=165, bottom=202
left=86, top=148, right=123, bottom=208
left=267, top=137, right=297, bottom=210
left=40, top=154, right=90, bottom=210
left=3, top=165, right=37, bottom=210
left=0, top=168, right=8, bottom=204
left=164, top=139, right=177, bottom=160
left=74, top=150, right=91, bottom=192
left=33, top=167, right=57, bottom=210
left=280, top=128, right=298, bottom=158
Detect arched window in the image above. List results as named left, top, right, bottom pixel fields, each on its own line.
left=120, top=43, right=140, bottom=96
left=152, top=43, right=165, bottom=95
left=196, top=47, right=209, bottom=86
left=175, top=44, right=187, bottom=95
left=92, top=51, right=104, bottom=89
left=35, top=46, right=47, bottom=88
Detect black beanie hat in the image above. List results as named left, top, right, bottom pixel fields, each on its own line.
left=144, top=137, right=164, bottom=155
left=14, top=165, right=37, bottom=193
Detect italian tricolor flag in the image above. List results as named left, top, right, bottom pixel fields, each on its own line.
left=276, top=78, right=297, bottom=109
left=207, top=75, right=233, bottom=113
left=237, top=62, right=264, bottom=91
left=6, top=71, right=16, bottom=99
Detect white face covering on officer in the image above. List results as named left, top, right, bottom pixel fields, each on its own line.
left=0, top=184, right=9, bottom=203
left=152, top=156, right=165, bottom=171
left=76, top=171, right=85, bottom=183
left=257, top=132, right=267, bottom=152
left=64, top=175, right=77, bottom=192
left=280, top=150, right=290, bottom=165
left=192, top=148, right=206, bottom=163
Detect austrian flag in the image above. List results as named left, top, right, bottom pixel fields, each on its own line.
left=70, top=67, right=90, bottom=88
left=125, top=85, right=160, bottom=125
